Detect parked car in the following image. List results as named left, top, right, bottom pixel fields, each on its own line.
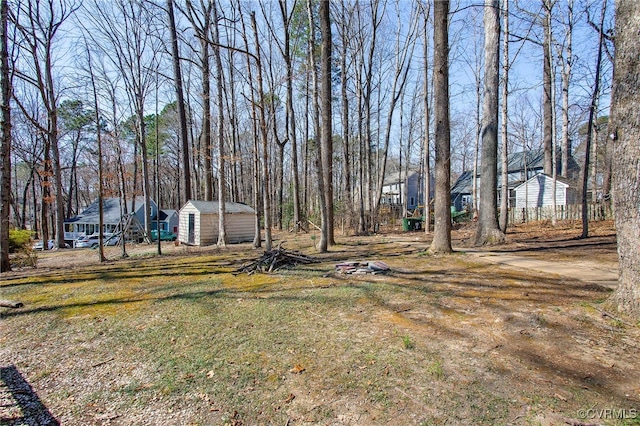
left=32, top=239, right=70, bottom=250
left=75, top=233, right=120, bottom=248
left=32, top=239, right=54, bottom=250
left=150, top=230, right=177, bottom=241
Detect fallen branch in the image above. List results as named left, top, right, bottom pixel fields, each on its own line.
left=0, top=300, right=24, bottom=309
left=593, top=306, right=634, bottom=327
left=234, top=247, right=318, bottom=275
left=92, top=357, right=115, bottom=368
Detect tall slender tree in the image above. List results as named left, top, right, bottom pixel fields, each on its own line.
left=429, top=0, right=451, bottom=254
left=475, top=0, right=505, bottom=245
left=212, top=0, right=226, bottom=247
left=580, top=0, right=606, bottom=239
left=319, top=0, right=333, bottom=250
left=251, top=11, right=272, bottom=251
left=166, top=0, right=191, bottom=205
left=498, top=0, right=509, bottom=232
left=541, top=0, right=554, bottom=176
left=182, top=0, right=214, bottom=201
left=0, top=0, right=11, bottom=272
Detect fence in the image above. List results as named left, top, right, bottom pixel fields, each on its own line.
left=507, top=203, right=613, bottom=225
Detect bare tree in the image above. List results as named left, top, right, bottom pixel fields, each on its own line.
left=608, top=0, right=640, bottom=318
left=580, top=0, right=606, bottom=239
left=84, top=0, right=164, bottom=239
left=251, top=11, right=272, bottom=251
left=182, top=0, right=214, bottom=201
left=420, top=1, right=431, bottom=234
left=166, top=0, right=191, bottom=205
left=557, top=0, right=575, bottom=178
left=319, top=0, right=333, bottom=249
left=372, top=4, right=418, bottom=225
left=498, top=0, right=509, bottom=232
left=0, top=0, right=11, bottom=271
left=12, top=0, right=79, bottom=250
left=475, top=0, right=505, bottom=246
left=429, top=0, right=451, bottom=254
left=212, top=0, right=226, bottom=247
left=335, top=1, right=355, bottom=231
left=541, top=0, right=554, bottom=176
left=84, top=41, right=106, bottom=262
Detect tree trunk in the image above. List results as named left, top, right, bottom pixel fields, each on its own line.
left=608, top=0, right=640, bottom=318
left=581, top=1, right=606, bottom=239
left=251, top=12, right=272, bottom=251
left=307, top=0, right=327, bottom=252
left=429, top=0, right=452, bottom=254
left=200, top=37, right=213, bottom=202
left=85, top=43, right=106, bottom=262
left=212, top=1, right=226, bottom=248
left=475, top=0, right=505, bottom=246
left=166, top=0, right=191, bottom=205
left=542, top=0, right=553, bottom=176
left=498, top=0, right=509, bottom=232
left=339, top=2, right=352, bottom=232
left=560, top=0, right=574, bottom=178
left=422, top=3, right=431, bottom=234
left=0, top=0, right=11, bottom=272
left=279, top=0, right=301, bottom=233
left=319, top=0, right=333, bottom=248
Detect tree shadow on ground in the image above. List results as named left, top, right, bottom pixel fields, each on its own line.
left=0, top=364, right=59, bottom=425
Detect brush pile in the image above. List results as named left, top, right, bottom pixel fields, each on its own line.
left=234, top=247, right=318, bottom=274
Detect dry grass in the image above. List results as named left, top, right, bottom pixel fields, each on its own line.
left=1, top=221, right=639, bottom=425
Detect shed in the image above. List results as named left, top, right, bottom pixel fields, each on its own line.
left=178, top=200, right=256, bottom=245
left=514, top=174, right=578, bottom=208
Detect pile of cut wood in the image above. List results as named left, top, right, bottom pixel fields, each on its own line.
left=234, top=248, right=318, bottom=274
left=335, top=260, right=390, bottom=275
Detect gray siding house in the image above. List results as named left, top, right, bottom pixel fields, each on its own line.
left=64, top=197, right=176, bottom=242
left=450, top=148, right=579, bottom=211
left=64, top=197, right=157, bottom=241
left=381, top=170, right=431, bottom=212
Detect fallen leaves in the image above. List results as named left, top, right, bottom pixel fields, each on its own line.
left=289, top=364, right=305, bottom=374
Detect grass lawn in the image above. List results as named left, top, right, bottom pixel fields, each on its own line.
left=1, top=225, right=639, bottom=425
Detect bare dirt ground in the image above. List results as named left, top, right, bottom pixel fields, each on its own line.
left=2, top=220, right=639, bottom=425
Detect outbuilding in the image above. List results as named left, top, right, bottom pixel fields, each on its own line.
left=178, top=200, right=256, bottom=245
left=514, top=173, right=578, bottom=208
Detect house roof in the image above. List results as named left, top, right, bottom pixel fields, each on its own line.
left=184, top=200, right=256, bottom=214
left=450, top=171, right=473, bottom=195
left=159, top=209, right=177, bottom=221
left=65, top=197, right=152, bottom=225
left=500, top=148, right=545, bottom=174
left=451, top=148, right=569, bottom=195
left=383, top=169, right=420, bottom=186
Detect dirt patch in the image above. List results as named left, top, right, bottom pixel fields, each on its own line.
left=1, top=220, right=638, bottom=425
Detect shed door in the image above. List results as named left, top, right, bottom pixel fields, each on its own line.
left=188, top=213, right=195, bottom=245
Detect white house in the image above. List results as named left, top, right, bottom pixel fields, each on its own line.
left=178, top=200, right=255, bottom=246
left=514, top=174, right=578, bottom=208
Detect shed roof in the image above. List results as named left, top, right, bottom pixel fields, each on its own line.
left=184, top=200, right=256, bottom=214
left=514, top=173, right=571, bottom=191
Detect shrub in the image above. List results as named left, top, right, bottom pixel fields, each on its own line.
left=9, top=229, right=33, bottom=253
